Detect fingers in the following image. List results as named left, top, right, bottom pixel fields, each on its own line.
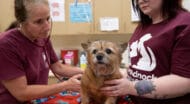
left=101, top=86, right=120, bottom=97
left=101, top=86, right=118, bottom=91
left=70, top=78, right=81, bottom=84
left=106, top=90, right=119, bottom=96
left=72, top=74, right=82, bottom=80
left=104, top=79, right=120, bottom=85
left=101, top=80, right=122, bottom=97
left=66, top=80, right=81, bottom=92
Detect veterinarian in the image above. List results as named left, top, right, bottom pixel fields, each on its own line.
left=0, top=0, right=83, bottom=103
left=101, top=0, right=190, bottom=103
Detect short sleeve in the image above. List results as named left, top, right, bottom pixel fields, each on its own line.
left=171, top=26, right=190, bottom=78
left=0, top=46, right=25, bottom=80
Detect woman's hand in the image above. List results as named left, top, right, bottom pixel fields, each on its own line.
left=64, top=74, right=82, bottom=92
left=101, top=76, right=132, bottom=97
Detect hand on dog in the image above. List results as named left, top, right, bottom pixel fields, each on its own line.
left=64, top=74, right=82, bottom=92
left=100, top=76, right=132, bottom=97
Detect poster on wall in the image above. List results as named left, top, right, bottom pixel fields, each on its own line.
left=182, top=0, right=190, bottom=11
left=100, top=17, right=119, bottom=31
left=49, top=0, right=65, bottom=22
left=69, top=3, right=92, bottom=23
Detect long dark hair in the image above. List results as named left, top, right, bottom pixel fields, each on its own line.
left=132, top=0, right=185, bottom=26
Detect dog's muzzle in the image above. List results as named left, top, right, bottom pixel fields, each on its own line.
left=96, top=54, right=105, bottom=64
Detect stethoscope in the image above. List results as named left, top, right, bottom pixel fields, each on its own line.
left=21, top=18, right=63, bottom=82
left=43, top=19, right=63, bottom=82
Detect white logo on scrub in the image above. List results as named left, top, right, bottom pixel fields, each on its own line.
left=42, top=52, right=49, bottom=68
left=130, top=33, right=156, bottom=72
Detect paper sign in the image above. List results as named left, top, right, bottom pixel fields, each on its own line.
left=100, top=17, right=119, bottom=31
left=49, top=0, right=65, bottom=22
left=70, top=3, right=92, bottom=23
left=183, top=0, right=190, bottom=11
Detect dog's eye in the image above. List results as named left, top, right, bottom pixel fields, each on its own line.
left=105, top=48, right=112, bottom=54
left=92, top=49, right=97, bottom=54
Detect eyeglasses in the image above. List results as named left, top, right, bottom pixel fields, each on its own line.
left=143, top=0, right=149, bottom=2
left=135, top=0, right=149, bottom=3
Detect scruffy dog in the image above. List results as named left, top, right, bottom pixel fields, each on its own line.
left=81, top=40, right=128, bottom=104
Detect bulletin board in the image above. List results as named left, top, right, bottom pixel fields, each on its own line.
left=0, top=0, right=137, bottom=35
left=50, top=0, right=137, bottom=35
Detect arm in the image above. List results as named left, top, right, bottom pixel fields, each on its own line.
left=1, top=74, right=82, bottom=102
left=50, top=61, right=83, bottom=78
left=130, top=74, right=190, bottom=99
left=101, top=74, right=190, bottom=99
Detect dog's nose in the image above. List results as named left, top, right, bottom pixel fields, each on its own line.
left=96, top=55, right=103, bottom=61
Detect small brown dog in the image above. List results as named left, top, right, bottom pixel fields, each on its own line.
left=80, top=40, right=128, bottom=104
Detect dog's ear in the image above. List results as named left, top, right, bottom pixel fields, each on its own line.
left=81, top=43, right=88, bottom=50
left=120, top=42, right=128, bottom=53
left=81, top=41, right=91, bottom=50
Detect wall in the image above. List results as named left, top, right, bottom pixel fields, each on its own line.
left=50, top=0, right=137, bottom=35
left=0, top=0, right=137, bottom=59
left=49, top=0, right=138, bottom=57
left=0, top=0, right=15, bottom=31
left=50, top=34, right=131, bottom=58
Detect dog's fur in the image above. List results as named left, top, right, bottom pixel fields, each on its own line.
left=81, top=40, right=128, bottom=104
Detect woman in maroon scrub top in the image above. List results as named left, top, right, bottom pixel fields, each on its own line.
left=0, top=0, right=83, bottom=103
left=101, top=0, right=190, bottom=104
